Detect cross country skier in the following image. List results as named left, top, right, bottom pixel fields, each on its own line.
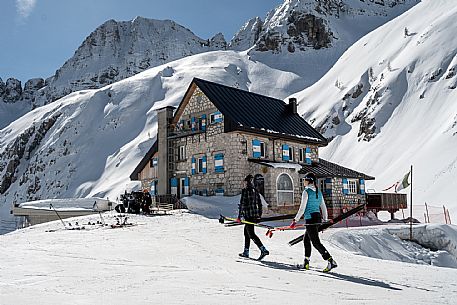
left=237, top=174, right=269, bottom=260
left=290, top=172, right=337, bottom=272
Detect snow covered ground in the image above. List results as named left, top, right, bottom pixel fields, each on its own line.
left=1, top=203, right=456, bottom=304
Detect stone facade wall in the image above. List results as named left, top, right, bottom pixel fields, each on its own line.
left=325, top=177, right=367, bottom=218
left=169, top=88, right=319, bottom=210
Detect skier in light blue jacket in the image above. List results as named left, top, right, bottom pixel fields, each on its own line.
left=290, top=172, right=337, bottom=272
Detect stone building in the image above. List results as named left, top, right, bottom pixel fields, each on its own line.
left=131, top=78, right=375, bottom=215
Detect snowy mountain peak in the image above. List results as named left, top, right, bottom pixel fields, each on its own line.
left=229, top=17, right=263, bottom=51
left=31, top=17, right=224, bottom=107
left=245, top=0, right=419, bottom=54
left=209, top=33, right=227, bottom=49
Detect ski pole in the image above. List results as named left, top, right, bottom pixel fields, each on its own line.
left=50, top=204, right=67, bottom=229
left=93, top=202, right=106, bottom=225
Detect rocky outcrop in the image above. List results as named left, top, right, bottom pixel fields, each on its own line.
left=0, top=78, right=5, bottom=98
left=230, top=17, right=263, bottom=51
left=228, top=0, right=417, bottom=55
left=209, top=33, right=227, bottom=49
left=0, top=113, right=61, bottom=194
left=286, top=12, right=333, bottom=50
left=22, top=78, right=45, bottom=102
left=2, top=78, right=22, bottom=103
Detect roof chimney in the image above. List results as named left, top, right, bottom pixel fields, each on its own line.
left=288, top=98, right=297, bottom=114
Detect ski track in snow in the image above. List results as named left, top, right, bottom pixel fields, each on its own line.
left=1, top=211, right=456, bottom=304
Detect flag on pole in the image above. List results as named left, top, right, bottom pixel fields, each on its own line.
left=382, top=182, right=397, bottom=192
left=382, top=170, right=411, bottom=192
left=395, top=170, right=411, bottom=192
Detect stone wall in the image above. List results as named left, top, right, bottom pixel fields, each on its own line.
left=168, top=87, right=320, bottom=210
left=326, top=177, right=366, bottom=218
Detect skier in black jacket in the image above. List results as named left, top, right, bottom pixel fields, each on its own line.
left=237, top=174, right=269, bottom=260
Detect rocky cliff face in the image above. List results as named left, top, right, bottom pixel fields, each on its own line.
left=230, top=17, right=263, bottom=51
left=230, top=0, right=418, bottom=54
left=0, top=78, right=25, bottom=103
left=33, top=17, right=225, bottom=106
left=1, top=17, right=225, bottom=113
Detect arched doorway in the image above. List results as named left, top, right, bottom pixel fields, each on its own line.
left=277, top=173, right=294, bottom=206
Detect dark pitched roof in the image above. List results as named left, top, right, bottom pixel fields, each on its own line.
left=130, top=140, right=158, bottom=180
left=299, top=158, right=375, bottom=180
left=192, top=78, right=327, bottom=145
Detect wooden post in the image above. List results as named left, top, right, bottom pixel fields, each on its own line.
left=425, top=202, right=430, bottom=223
left=409, top=165, right=413, bottom=240
left=444, top=205, right=448, bottom=224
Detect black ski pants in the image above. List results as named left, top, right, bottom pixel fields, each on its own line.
left=244, top=218, right=263, bottom=249
left=303, top=212, right=331, bottom=260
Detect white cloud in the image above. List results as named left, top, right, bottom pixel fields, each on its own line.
left=16, top=0, right=37, bottom=19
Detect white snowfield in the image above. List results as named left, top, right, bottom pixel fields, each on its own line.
left=1, top=211, right=456, bottom=304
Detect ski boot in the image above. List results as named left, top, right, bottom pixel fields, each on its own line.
left=239, top=248, right=249, bottom=258
left=257, top=246, right=269, bottom=260
left=323, top=257, right=337, bottom=273
left=303, top=258, right=310, bottom=270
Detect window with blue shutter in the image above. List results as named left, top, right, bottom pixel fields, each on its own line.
left=201, top=114, right=207, bottom=131
left=342, top=178, right=349, bottom=194
left=202, top=155, right=207, bottom=174
left=214, top=153, right=224, bottom=173
left=325, top=178, right=332, bottom=195
left=282, top=144, right=290, bottom=161
left=191, top=157, right=196, bottom=175
left=215, top=188, right=224, bottom=195
left=150, top=181, right=156, bottom=196
left=191, top=117, right=196, bottom=131
left=305, top=147, right=312, bottom=164
left=184, top=177, right=189, bottom=196
left=214, top=111, right=223, bottom=123
left=170, top=178, right=178, bottom=195
left=359, top=179, right=365, bottom=195
left=252, top=139, right=261, bottom=158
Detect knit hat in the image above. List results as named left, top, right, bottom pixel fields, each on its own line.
left=244, top=174, right=253, bottom=182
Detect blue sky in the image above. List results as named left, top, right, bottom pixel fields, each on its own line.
left=1, top=0, right=282, bottom=83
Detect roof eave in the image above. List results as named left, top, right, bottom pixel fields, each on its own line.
left=229, top=125, right=327, bottom=146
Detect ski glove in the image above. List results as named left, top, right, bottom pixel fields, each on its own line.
left=236, top=218, right=242, bottom=223
left=289, top=220, right=297, bottom=229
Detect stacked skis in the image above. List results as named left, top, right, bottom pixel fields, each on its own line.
left=219, top=203, right=366, bottom=245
